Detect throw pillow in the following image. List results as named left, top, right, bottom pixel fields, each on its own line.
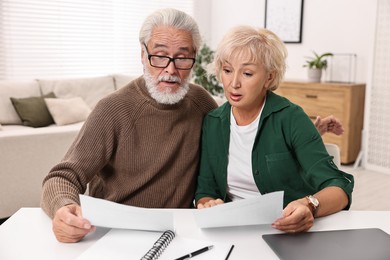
left=38, top=76, right=115, bottom=109
left=44, top=97, right=91, bottom=126
left=10, top=92, right=56, bottom=127
left=0, top=80, right=42, bottom=125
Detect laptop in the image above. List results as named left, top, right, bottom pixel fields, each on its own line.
left=262, top=228, right=390, bottom=260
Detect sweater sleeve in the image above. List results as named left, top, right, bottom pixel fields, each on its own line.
left=40, top=98, right=117, bottom=218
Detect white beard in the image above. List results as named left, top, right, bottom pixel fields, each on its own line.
left=143, top=67, right=190, bottom=105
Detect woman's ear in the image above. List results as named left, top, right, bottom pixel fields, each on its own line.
left=265, top=71, right=276, bottom=89
left=268, top=71, right=276, bottom=81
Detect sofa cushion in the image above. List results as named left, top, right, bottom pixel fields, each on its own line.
left=113, top=74, right=136, bottom=89
left=0, top=121, right=83, bottom=134
left=10, top=92, right=56, bottom=127
left=38, top=76, right=115, bottom=109
left=0, top=80, right=42, bottom=125
left=45, top=97, right=91, bottom=126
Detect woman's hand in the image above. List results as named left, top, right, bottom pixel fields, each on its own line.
left=196, top=197, right=225, bottom=209
left=271, top=199, right=314, bottom=233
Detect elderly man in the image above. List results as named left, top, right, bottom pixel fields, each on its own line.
left=41, top=8, right=217, bottom=243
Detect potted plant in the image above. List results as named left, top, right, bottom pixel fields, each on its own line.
left=192, top=44, right=224, bottom=96
left=303, top=51, right=333, bottom=82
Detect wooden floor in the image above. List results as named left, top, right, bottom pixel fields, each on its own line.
left=340, top=165, right=390, bottom=211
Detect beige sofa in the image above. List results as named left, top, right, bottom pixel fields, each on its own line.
left=0, top=74, right=135, bottom=218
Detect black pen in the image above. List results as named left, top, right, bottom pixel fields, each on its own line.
left=225, top=245, right=234, bottom=260
left=174, top=245, right=214, bottom=260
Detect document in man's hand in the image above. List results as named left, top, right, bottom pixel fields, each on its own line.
left=76, top=229, right=233, bottom=260
left=79, top=195, right=174, bottom=231
left=80, top=191, right=283, bottom=231
left=194, top=191, right=283, bottom=228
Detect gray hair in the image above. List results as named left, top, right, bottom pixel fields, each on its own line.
left=213, top=25, right=287, bottom=91
left=139, top=8, right=201, bottom=53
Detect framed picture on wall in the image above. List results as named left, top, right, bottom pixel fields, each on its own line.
left=264, top=0, right=304, bottom=43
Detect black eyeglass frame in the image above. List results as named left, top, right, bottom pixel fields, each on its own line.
left=143, top=43, right=196, bottom=70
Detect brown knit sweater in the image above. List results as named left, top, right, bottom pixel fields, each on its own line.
left=41, top=76, right=217, bottom=218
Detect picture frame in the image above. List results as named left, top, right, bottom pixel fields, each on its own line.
left=264, top=0, right=304, bottom=43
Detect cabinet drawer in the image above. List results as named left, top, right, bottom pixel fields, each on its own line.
left=276, top=81, right=365, bottom=164
left=277, top=88, right=345, bottom=119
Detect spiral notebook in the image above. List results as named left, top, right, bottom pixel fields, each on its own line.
left=140, top=230, right=175, bottom=260
left=76, top=229, right=232, bottom=260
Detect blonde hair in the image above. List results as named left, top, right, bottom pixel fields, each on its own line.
left=213, top=26, right=287, bottom=91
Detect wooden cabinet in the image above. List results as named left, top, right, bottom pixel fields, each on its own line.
left=275, top=81, right=365, bottom=164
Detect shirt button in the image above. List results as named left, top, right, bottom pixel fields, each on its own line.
left=254, top=170, right=260, bottom=175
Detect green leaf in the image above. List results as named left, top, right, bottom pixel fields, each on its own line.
left=192, top=44, right=223, bottom=95
left=303, top=51, right=333, bottom=69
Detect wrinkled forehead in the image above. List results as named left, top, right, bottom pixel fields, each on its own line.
left=149, top=26, right=194, bottom=49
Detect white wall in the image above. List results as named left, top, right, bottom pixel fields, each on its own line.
left=194, top=0, right=377, bottom=83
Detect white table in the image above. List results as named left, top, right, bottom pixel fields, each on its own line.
left=1, top=208, right=390, bottom=259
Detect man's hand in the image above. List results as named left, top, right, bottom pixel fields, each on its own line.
left=52, top=204, right=95, bottom=243
left=271, top=199, right=314, bottom=233
left=314, top=115, right=344, bottom=136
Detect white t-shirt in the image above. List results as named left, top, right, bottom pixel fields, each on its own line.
left=227, top=103, right=265, bottom=201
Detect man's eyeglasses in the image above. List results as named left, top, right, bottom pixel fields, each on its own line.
left=144, top=44, right=196, bottom=70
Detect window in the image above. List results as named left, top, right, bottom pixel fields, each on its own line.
left=0, top=0, right=194, bottom=80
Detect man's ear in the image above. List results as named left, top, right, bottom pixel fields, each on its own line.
left=141, top=48, right=146, bottom=65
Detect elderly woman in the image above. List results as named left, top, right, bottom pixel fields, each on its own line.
left=195, top=26, right=354, bottom=233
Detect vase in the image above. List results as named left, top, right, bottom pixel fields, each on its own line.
left=307, top=68, right=322, bottom=82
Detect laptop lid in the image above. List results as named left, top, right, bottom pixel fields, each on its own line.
left=262, top=228, right=390, bottom=260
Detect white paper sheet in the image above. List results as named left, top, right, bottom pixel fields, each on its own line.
left=76, top=229, right=232, bottom=260
left=194, top=191, right=284, bottom=228
left=79, top=195, right=174, bottom=231
left=80, top=191, right=283, bottom=231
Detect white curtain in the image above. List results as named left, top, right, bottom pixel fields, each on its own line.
left=363, top=0, right=390, bottom=174
left=0, top=0, right=194, bottom=80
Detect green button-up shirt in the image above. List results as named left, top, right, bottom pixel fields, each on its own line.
left=195, top=91, right=354, bottom=208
